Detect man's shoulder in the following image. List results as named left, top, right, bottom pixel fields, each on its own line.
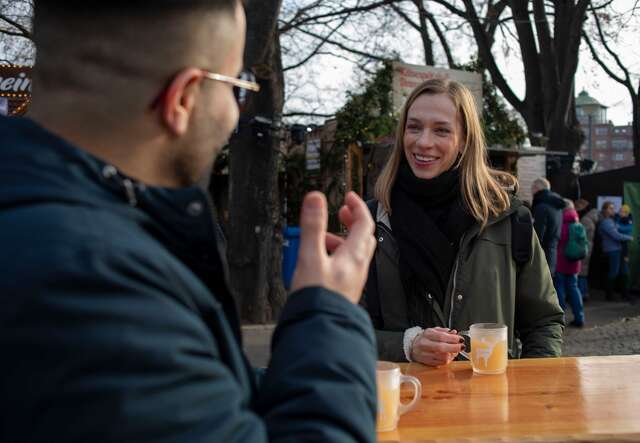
left=3, top=201, right=156, bottom=253
left=0, top=201, right=181, bottom=291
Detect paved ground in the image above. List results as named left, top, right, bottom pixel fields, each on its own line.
left=563, top=289, right=640, bottom=356
left=242, top=289, right=640, bottom=367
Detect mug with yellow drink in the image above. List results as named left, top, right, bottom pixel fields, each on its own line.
left=376, top=361, right=421, bottom=432
left=459, top=323, right=508, bottom=375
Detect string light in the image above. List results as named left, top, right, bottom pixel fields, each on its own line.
left=11, top=96, right=31, bottom=116
left=0, top=93, right=30, bottom=98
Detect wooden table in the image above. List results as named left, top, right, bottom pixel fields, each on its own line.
left=378, top=355, right=640, bottom=442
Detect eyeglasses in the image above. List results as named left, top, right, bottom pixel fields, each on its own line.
left=149, top=69, right=260, bottom=110
left=200, top=70, right=260, bottom=107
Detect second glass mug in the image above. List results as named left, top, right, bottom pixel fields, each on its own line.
left=376, top=361, right=422, bottom=432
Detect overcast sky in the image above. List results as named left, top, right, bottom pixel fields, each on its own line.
left=282, top=0, right=639, bottom=127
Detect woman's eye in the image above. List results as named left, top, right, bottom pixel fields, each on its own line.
left=436, top=128, right=451, bottom=134
left=406, top=125, right=421, bottom=132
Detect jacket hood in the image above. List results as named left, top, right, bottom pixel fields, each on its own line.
left=533, top=189, right=566, bottom=209
left=563, top=208, right=579, bottom=223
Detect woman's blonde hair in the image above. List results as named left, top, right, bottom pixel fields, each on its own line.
left=374, top=78, right=517, bottom=229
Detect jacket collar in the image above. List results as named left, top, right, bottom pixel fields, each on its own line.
left=0, top=116, right=229, bottom=285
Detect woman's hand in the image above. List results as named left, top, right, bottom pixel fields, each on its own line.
left=410, top=327, right=465, bottom=367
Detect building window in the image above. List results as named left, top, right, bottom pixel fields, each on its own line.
left=612, top=139, right=631, bottom=149
left=614, top=153, right=624, bottom=161
left=596, top=139, right=608, bottom=147
left=599, top=153, right=606, bottom=159
left=595, top=127, right=609, bottom=136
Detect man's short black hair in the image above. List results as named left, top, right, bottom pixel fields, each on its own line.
left=31, top=0, right=241, bottom=109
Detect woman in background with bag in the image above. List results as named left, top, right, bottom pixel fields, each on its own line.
left=555, top=200, right=586, bottom=327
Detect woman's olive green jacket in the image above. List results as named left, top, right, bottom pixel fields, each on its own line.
left=362, top=199, right=565, bottom=362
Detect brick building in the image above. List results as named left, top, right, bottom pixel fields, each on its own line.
left=576, top=90, right=635, bottom=172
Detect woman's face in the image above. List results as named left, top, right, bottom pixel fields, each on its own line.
left=403, top=93, right=462, bottom=180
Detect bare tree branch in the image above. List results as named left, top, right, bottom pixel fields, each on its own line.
left=389, top=3, right=420, bottom=32
left=282, top=14, right=350, bottom=72
left=427, top=0, right=466, bottom=18
left=0, top=13, right=31, bottom=39
left=586, top=0, right=616, bottom=12
left=582, top=33, right=626, bottom=85
left=295, top=25, right=391, bottom=62
left=459, top=0, right=524, bottom=112
left=583, top=9, right=635, bottom=94
left=279, top=0, right=400, bottom=34
left=283, top=111, right=335, bottom=118
left=485, top=0, right=508, bottom=43
left=422, top=6, right=455, bottom=67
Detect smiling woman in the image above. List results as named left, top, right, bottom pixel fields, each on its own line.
left=360, top=78, right=565, bottom=368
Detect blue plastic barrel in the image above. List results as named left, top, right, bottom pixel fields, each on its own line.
left=282, top=226, right=301, bottom=289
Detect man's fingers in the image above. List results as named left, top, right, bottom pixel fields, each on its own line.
left=339, top=192, right=375, bottom=261
left=338, top=204, right=354, bottom=230
left=297, top=192, right=328, bottom=265
left=326, top=232, right=344, bottom=253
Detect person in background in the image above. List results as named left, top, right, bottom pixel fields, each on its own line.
left=616, top=204, right=633, bottom=263
left=576, top=199, right=600, bottom=302
left=600, top=201, right=634, bottom=301
left=361, top=78, right=564, bottom=366
left=531, top=177, right=566, bottom=275
left=0, top=1, right=378, bottom=442
left=555, top=200, right=585, bottom=327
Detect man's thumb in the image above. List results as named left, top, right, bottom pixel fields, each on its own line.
left=298, top=192, right=327, bottom=259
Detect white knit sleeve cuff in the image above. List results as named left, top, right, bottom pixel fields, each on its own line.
left=403, top=326, right=424, bottom=362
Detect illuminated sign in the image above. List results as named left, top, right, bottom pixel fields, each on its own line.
left=0, top=65, right=32, bottom=116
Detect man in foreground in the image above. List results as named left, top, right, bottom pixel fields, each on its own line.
left=0, top=1, right=378, bottom=441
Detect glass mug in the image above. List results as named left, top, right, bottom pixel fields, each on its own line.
left=376, top=361, right=422, bottom=432
left=459, top=323, right=508, bottom=375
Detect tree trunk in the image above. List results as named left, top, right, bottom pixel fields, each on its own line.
left=227, top=0, right=286, bottom=324
left=413, top=0, right=434, bottom=65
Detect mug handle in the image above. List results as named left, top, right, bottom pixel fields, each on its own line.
left=458, top=330, right=471, bottom=361
left=398, top=374, right=422, bottom=416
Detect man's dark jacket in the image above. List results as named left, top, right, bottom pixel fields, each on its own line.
left=532, top=189, right=566, bottom=274
left=0, top=116, right=377, bottom=443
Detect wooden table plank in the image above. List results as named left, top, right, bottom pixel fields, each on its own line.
left=378, top=355, right=640, bottom=442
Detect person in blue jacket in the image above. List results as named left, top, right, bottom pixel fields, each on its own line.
left=0, top=1, right=378, bottom=442
left=616, top=204, right=633, bottom=263
left=600, top=202, right=634, bottom=301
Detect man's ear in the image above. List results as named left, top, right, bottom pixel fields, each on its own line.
left=161, top=68, right=203, bottom=136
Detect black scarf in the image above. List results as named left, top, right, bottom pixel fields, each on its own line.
left=390, top=160, right=476, bottom=317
